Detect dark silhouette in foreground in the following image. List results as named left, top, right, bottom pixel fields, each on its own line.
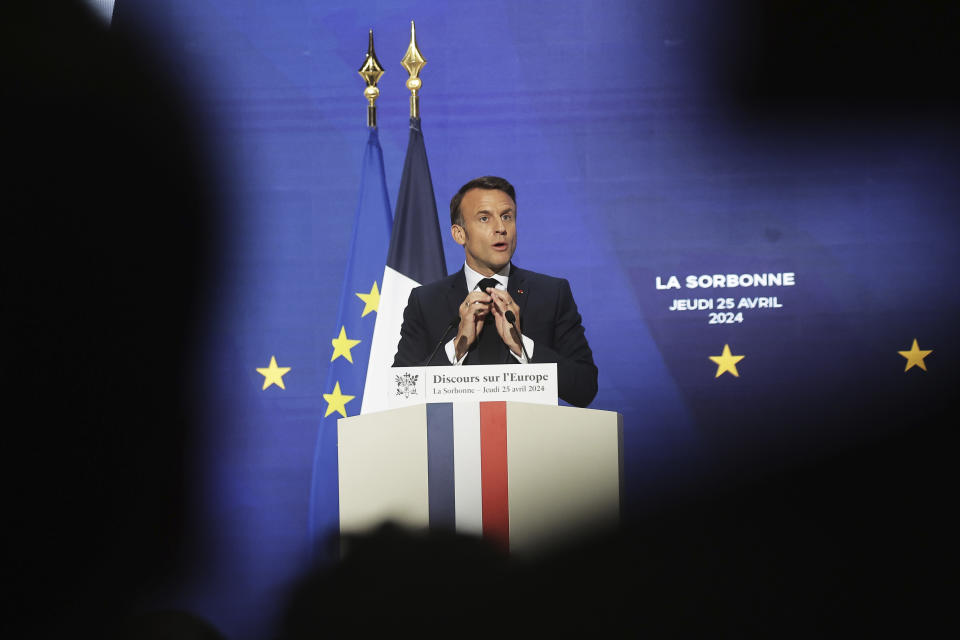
left=2, top=2, right=220, bottom=637
left=277, top=408, right=953, bottom=637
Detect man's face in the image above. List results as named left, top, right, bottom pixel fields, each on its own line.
left=452, top=188, right=517, bottom=276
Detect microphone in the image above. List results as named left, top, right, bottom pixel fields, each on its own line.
left=423, top=316, right=460, bottom=365
left=504, top=310, right=531, bottom=363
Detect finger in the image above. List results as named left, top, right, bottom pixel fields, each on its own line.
left=486, top=287, right=509, bottom=303
left=464, top=292, right=492, bottom=305
left=464, top=298, right=491, bottom=311
left=492, top=298, right=511, bottom=316
left=489, top=290, right=515, bottom=311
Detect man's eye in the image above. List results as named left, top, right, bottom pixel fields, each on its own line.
left=479, top=216, right=488, bottom=222
left=502, top=214, right=512, bottom=222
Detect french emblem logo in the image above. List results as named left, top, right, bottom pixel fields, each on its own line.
left=394, top=372, right=419, bottom=398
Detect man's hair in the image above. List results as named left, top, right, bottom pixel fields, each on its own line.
left=449, top=176, right=517, bottom=227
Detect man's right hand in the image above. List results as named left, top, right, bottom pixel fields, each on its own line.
left=454, top=290, right=493, bottom=360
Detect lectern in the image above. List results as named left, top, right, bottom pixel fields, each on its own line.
left=338, top=401, right=622, bottom=555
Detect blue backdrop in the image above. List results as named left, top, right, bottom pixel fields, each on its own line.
left=117, top=1, right=959, bottom=637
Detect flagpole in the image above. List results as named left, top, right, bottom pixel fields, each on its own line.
left=401, top=20, right=426, bottom=119
left=309, top=29, right=394, bottom=554
left=358, top=30, right=384, bottom=128
left=361, top=20, right=445, bottom=414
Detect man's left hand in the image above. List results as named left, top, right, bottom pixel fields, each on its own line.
left=485, top=287, right=524, bottom=357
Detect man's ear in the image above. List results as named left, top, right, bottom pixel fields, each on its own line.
left=451, top=224, right=466, bottom=246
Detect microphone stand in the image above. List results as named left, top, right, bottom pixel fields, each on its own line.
left=423, top=316, right=460, bottom=366
left=504, top=310, right=531, bottom=363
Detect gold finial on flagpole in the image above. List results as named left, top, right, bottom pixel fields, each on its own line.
left=358, top=30, right=384, bottom=128
left=401, top=20, right=426, bottom=119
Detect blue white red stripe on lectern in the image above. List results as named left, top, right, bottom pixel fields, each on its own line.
left=480, top=402, right=510, bottom=551
left=426, top=401, right=510, bottom=551
left=426, top=403, right=456, bottom=530
left=452, top=403, right=483, bottom=536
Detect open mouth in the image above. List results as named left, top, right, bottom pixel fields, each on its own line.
left=492, top=241, right=508, bottom=250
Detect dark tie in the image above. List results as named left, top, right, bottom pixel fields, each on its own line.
left=475, top=277, right=504, bottom=364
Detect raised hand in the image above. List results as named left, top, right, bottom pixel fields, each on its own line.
left=485, top=287, right=523, bottom=357
left=454, top=289, right=493, bottom=360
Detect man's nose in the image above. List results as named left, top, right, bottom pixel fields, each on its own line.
left=494, top=218, right=506, bottom=233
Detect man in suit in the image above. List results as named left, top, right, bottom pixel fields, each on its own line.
left=392, top=176, right=598, bottom=407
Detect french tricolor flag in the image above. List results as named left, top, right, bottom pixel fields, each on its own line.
left=362, top=117, right=446, bottom=414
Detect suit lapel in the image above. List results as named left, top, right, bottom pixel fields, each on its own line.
left=509, top=264, right=530, bottom=324
left=446, top=269, right=468, bottom=320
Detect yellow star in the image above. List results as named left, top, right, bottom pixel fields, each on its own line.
left=323, top=381, right=355, bottom=418
left=709, top=344, right=745, bottom=378
left=898, top=339, right=932, bottom=372
left=256, top=355, right=291, bottom=390
left=331, top=326, right=362, bottom=363
left=356, top=281, right=380, bottom=317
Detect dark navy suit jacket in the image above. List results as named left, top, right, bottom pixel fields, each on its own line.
left=392, top=265, right=598, bottom=407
